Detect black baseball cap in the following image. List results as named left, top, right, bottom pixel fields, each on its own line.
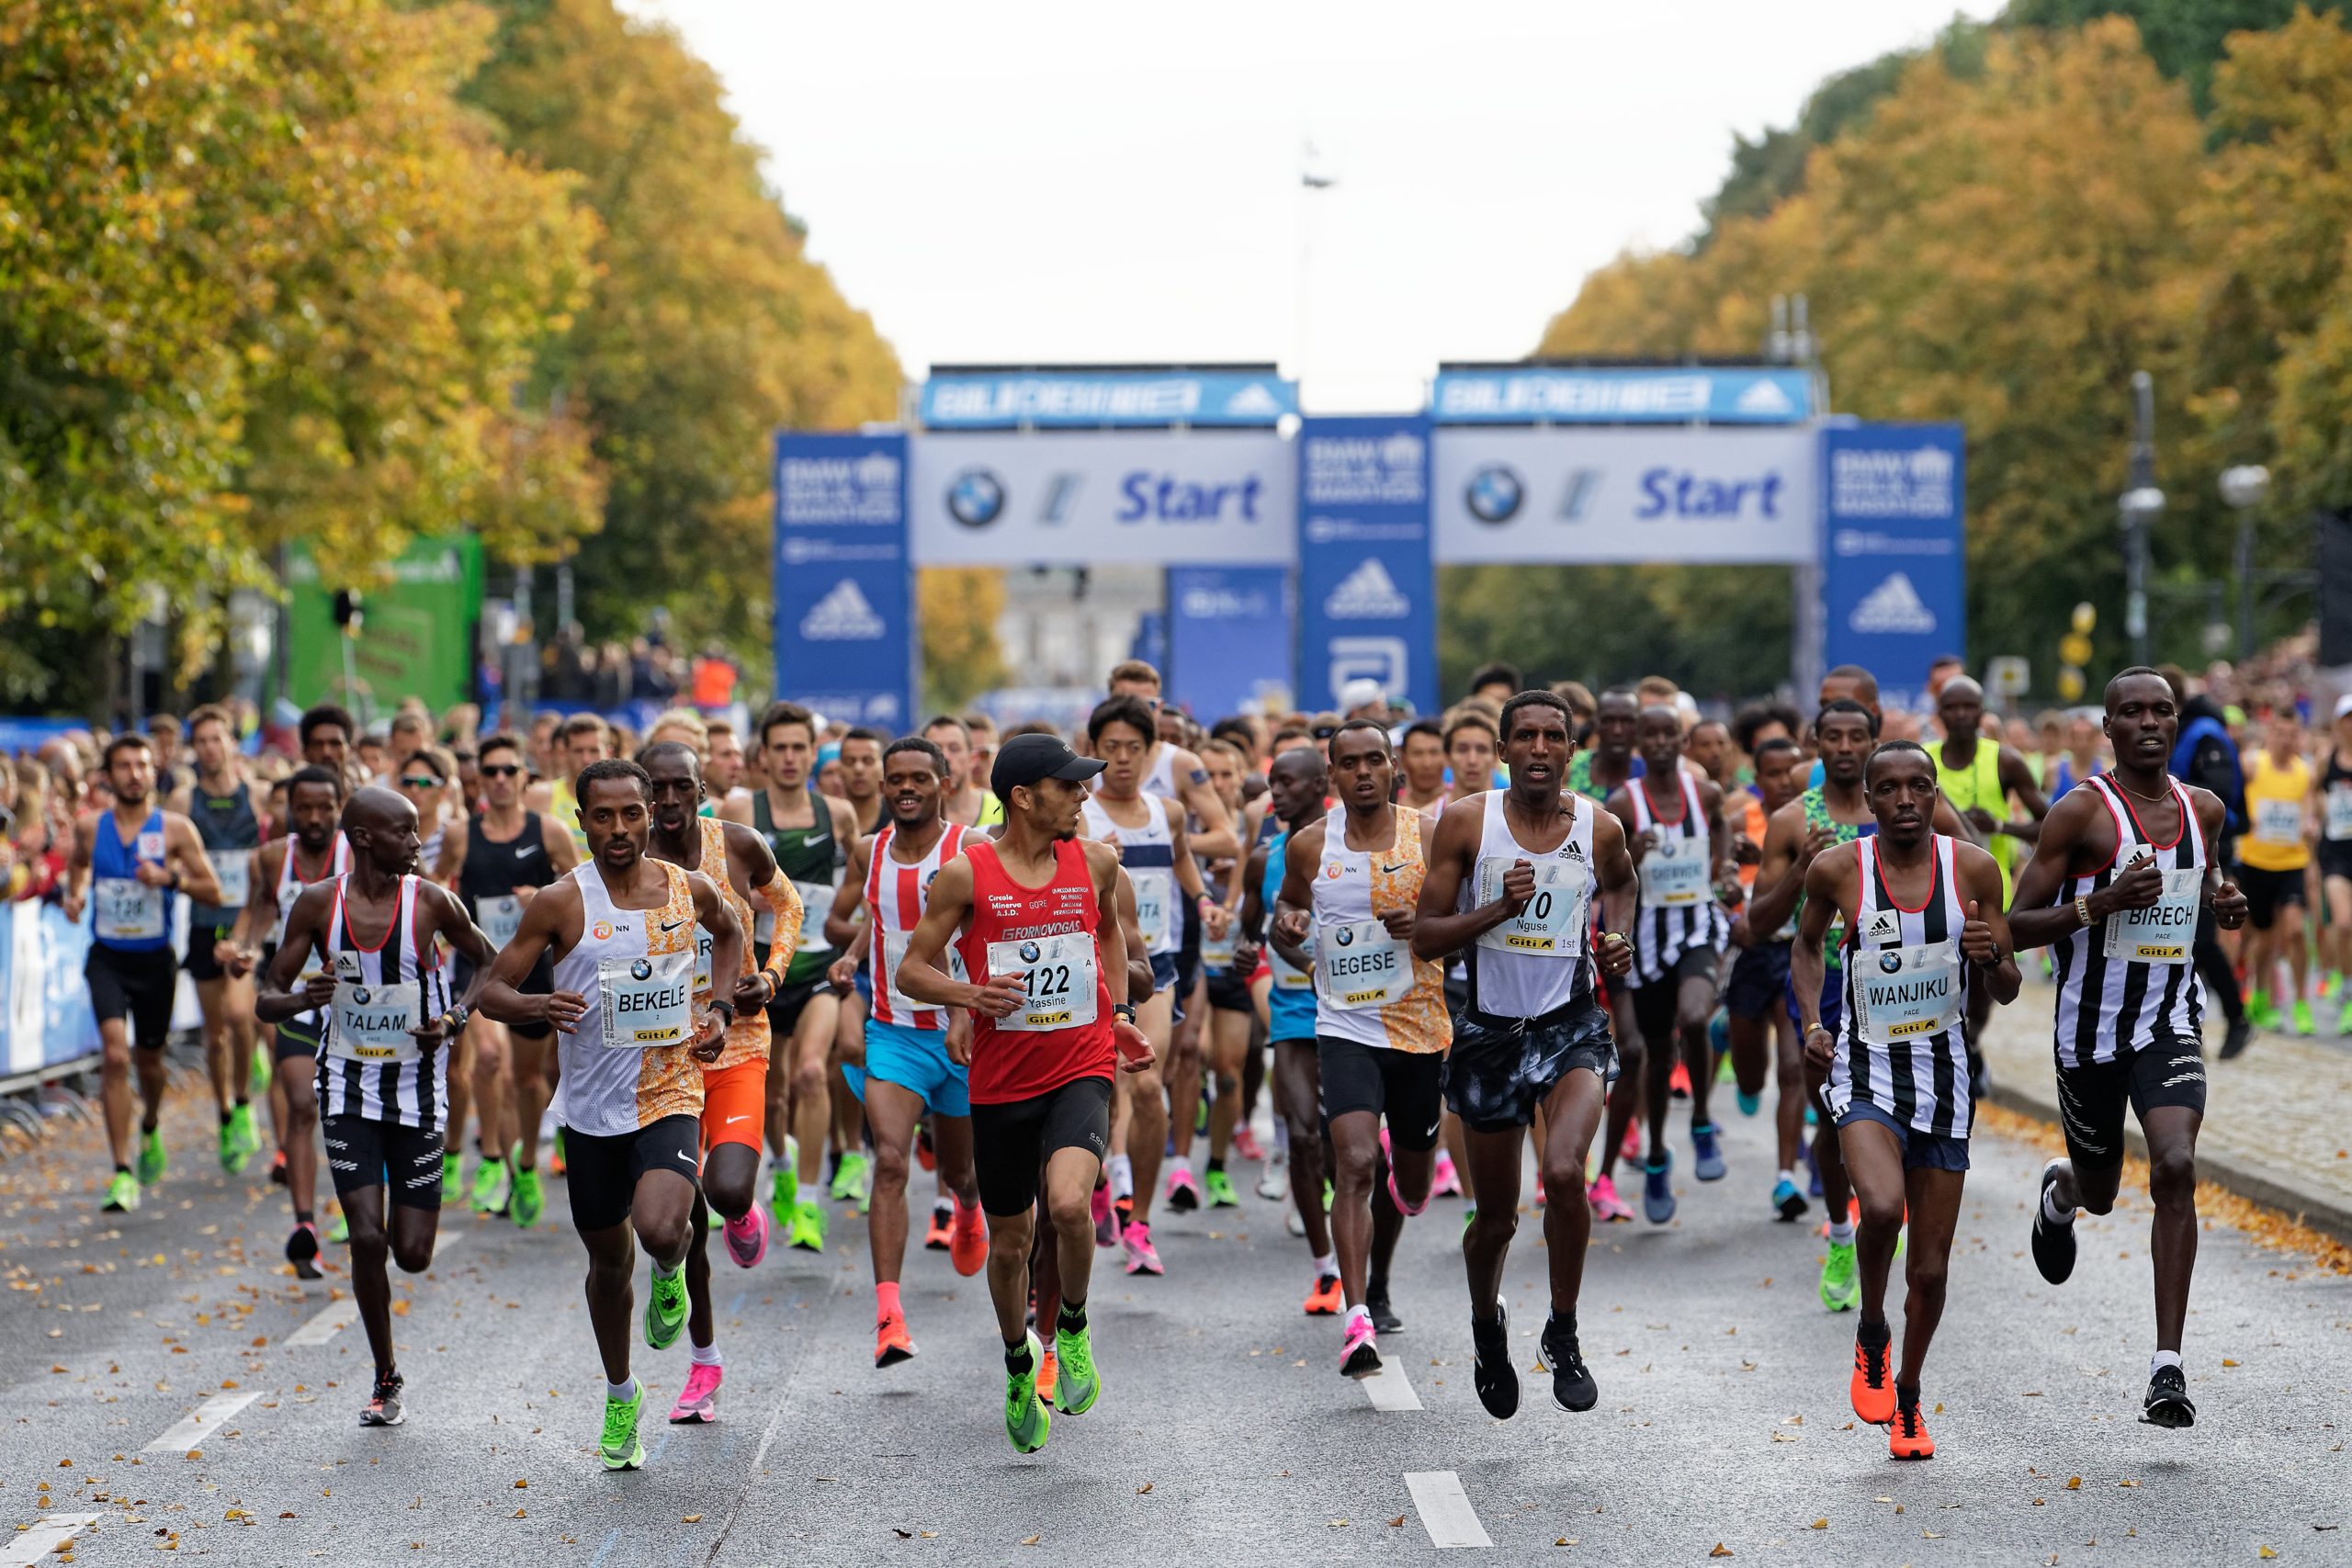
left=990, top=733, right=1105, bottom=799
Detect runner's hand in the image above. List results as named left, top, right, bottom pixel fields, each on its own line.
left=299, top=972, right=336, bottom=1010
left=1596, top=931, right=1633, bottom=979
left=408, top=1013, right=453, bottom=1055
left=62, top=887, right=85, bottom=925
left=968, top=974, right=1025, bottom=1020
left=2213, top=876, right=2247, bottom=931
left=1732, top=834, right=1762, bottom=867
left=218, top=941, right=254, bottom=977
left=1797, top=824, right=1837, bottom=867
left=1273, top=908, right=1311, bottom=946
left=134, top=860, right=174, bottom=888
left=537, top=989, right=589, bottom=1033
left=1201, top=901, right=1231, bottom=941
left=1963, top=805, right=2000, bottom=839
left=1804, top=1023, right=1836, bottom=1075
left=1499, top=858, right=1536, bottom=915
left=690, top=1008, right=726, bottom=1061
left=945, top=1021, right=974, bottom=1066
left=826, top=953, right=857, bottom=991
left=1114, top=1018, right=1153, bottom=1073
left=1960, top=898, right=1999, bottom=965
left=733, top=970, right=775, bottom=1014
left=2100, top=851, right=2163, bottom=913
left=1379, top=906, right=1416, bottom=942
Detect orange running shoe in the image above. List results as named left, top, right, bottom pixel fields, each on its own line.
left=1849, top=1330, right=1896, bottom=1426
left=914, top=1123, right=936, bottom=1174
left=1303, top=1272, right=1343, bottom=1315
left=1036, top=1348, right=1059, bottom=1406
left=948, top=1202, right=988, bottom=1278
left=1888, top=1395, right=1934, bottom=1460
left=875, top=1311, right=917, bottom=1369
left=922, top=1204, right=954, bottom=1252
left=1668, top=1059, right=1692, bottom=1099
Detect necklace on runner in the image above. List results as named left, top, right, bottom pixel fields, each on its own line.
left=2112, top=777, right=2172, bottom=806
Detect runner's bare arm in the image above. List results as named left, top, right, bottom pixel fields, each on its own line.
left=162, top=814, right=224, bottom=908
left=478, top=879, right=587, bottom=1033
left=1114, top=864, right=1153, bottom=1003
left=1089, top=840, right=1135, bottom=1010
left=1743, top=798, right=1813, bottom=942
left=430, top=816, right=468, bottom=884
left=1409, top=795, right=1519, bottom=961
left=2007, top=788, right=2141, bottom=951
left=826, top=836, right=872, bottom=949
left=685, top=871, right=742, bottom=1058
left=1270, top=818, right=1325, bottom=971
left=1174, top=749, right=1238, bottom=862
left=1591, top=807, right=1638, bottom=979
left=412, top=883, right=499, bottom=1044
left=1996, top=744, right=2052, bottom=844
left=1954, top=843, right=2022, bottom=1006
left=220, top=839, right=285, bottom=971
left=61, top=817, right=93, bottom=921
left=1791, top=843, right=1855, bottom=1049
left=1238, top=843, right=1271, bottom=944
left=894, top=858, right=1009, bottom=1012
left=2191, top=787, right=2248, bottom=930
left=254, top=883, right=336, bottom=1026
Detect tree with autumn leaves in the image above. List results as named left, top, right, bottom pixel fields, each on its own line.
left=1492, top=6, right=2352, bottom=694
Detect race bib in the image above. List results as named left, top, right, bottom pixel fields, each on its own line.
left=793, top=879, right=837, bottom=952
left=987, top=932, right=1099, bottom=1032
left=328, top=980, right=420, bottom=1064
left=2326, top=787, right=2352, bottom=843
left=694, top=923, right=718, bottom=997
left=210, top=850, right=253, bottom=910
left=598, top=950, right=695, bottom=1048
left=477, top=894, right=524, bottom=949
left=1130, top=869, right=1173, bottom=954
left=1641, top=834, right=1713, bottom=910
left=1475, top=855, right=1590, bottom=957
left=1317, top=919, right=1408, bottom=1011
left=1200, top=927, right=1238, bottom=970
left=2103, top=868, right=2200, bottom=964
left=94, top=877, right=164, bottom=941
left=272, top=879, right=303, bottom=946
left=1269, top=944, right=1313, bottom=991
left=880, top=929, right=966, bottom=1015
left=1853, top=941, right=1962, bottom=1048
left=2253, top=795, right=2303, bottom=848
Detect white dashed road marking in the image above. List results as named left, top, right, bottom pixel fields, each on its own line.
left=283, top=1298, right=359, bottom=1347
left=1360, top=1361, right=1422, bottom=1411
left=1406, top=1470, right=1492, bottom=1549
left=0, top=1515, right=97, bottom=1567
left=143, top=1390, right=260, bottom=1453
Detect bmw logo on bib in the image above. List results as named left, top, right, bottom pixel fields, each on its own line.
left=1335, top=927, right=1355, bottom=947
left=1018, top=941, right=1041, bottom=964
left=352, top=987, right=372, bottom=1007
left=1879, top=951, right=1904, bottom=975
left=631, top=958, right=653, bottom=981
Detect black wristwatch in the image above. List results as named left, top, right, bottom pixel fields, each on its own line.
left=1113, top=1002, right=1138, bottom=1024
left=708, top=998, right=737, bottom=1027
left=438, top=1003, right=470, bottom=1035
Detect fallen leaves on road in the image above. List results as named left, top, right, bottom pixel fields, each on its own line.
left=1020, top=1535, right=1041, bottom=1547
left=1136, top=1483, right=1152, bottom=1494
left=1812, top=1519, right=1828, bottom=1530
left=1387, top=1516, right=1405, bottom=1528
left=2066, top=1477, right=2082, bottom=1490
left=1709, top=1545, right=1734, bottom=1559
left=681, top=1515, right=701, bottom=1524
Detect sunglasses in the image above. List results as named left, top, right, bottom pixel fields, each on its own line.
left=480, top=764, right=523, bottom=778
left=399, top=776, right=444, bottom=791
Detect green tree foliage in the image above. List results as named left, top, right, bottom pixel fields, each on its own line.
left=2006, top=0, right=2340, bottom=109
left=1439, top=565, right=1790, bottom=703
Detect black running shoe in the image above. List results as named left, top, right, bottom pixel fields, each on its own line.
left=2141, top=1364, right=2195, bottom=1428
left=286, top=1220, right=322, bottom=1281
left=2030, top=1159, right=2078, bottom=1285
left=1471, top=1306, right=1520, bottom=1419
left=2218, top=1019, right=2251, bottom=1060
left=360, top=1373, right=405, bottom=1427
left=1365, top=1283, right=1403, bottom=1335
left=1539, top=1314, right=1599, bottom=1412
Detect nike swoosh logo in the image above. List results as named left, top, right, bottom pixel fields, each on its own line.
left=514, top=843, right=539, bottom=859
left=724, top=1115, right=749, bottom=1124
left=675, top=1152, right=697, bottom=1166
left=1382, top=863, right=1406, bottom=874
left=660, top=919, right=685, bottom=932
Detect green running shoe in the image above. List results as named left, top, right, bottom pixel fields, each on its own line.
left=644, top=1262, right=688, bottom=1350
left=1052, top=1321, right=1101, bottom=1416
left=1461, top=1204, right=1477, bottom=1241
left=248, top=1049, right=272, bottom=1096
left=2246, top=989, right=2279, bottom=1030
left=1004, top=1330, right=1051, bottom=1453
left=1203, top=1168, right=1240, bottom=1209
left=325, top=1211, right=349, bottom=1244
left=218, top=1117, right=243, bottom=1175
left=2293, top=998, right=2317, bottom=1037
left=469, top=1156, right=513, bottom=1214
left=831, top=1150, right=871, bottom=1205
left=2338, top=998, right=2352, bottom=1036
left=1194, top=1090, right=1210, bottom=1138
left=510, top=1165, right=545, bottom=1229
left=599, top=1382, right=647, bottom=1471
left=101, top=1169, right=139, bottom=1213
left=230, top=1101, right=260, bottom=1159
left=441, top=1151, right=462, bottom=1204
left=786, top=1197, right=827, bottom=1253
left=136, top=1127, right=166, bottom=1188
left=1819, top=1239, right=1860, bottom=1313
left=769, top=1163, right=797, bottom=1226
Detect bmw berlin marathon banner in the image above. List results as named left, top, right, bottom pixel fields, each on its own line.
left=1296, top=415, right=1439, bottom=716
left=919, top=367, right=1297, bottom=430
left=1165, top=567, right=1295, bottom=718
left=773, top=432, right=916, bottom=729
left=1819, top=423, right=1966, bottom=715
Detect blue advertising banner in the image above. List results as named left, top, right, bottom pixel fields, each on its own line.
left=1165, top=567, right=1293, bottom=719
left=773, top=432, right=915, bottom=731
left=1295, top=415, right=1439, bottom=716
left=920, top=369, right=1296, bottom=430
left=1431, top=366, right=1815, bottom=425
left=3, top=899, right=103, bottom=1074
left=1819, top=423, right=1966, bottom=716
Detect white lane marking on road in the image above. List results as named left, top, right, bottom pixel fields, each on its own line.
left=1406, top=1470, right=1492, bottom=1550
left=143, top=1390, right=260, bottom=1453
left=0, top=1515, right=98, bottom=1567
left=1361, top=1361, right=1422, bottom=1411
left=283, top=1298, right=359, bottom=1347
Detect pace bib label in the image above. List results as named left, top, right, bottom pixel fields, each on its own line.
left=209, top=850, right=253, bottom=910
left=477, top=893, right=524, bottom=949
left=2103, top=868, right=2200, bottom=964
left=329, top=980, right=421, bottom=1063
left=1640, top=835, right=1712, bottom=910
left=93, top=877, right=164, bottom=942
left=1854, top=941, right=1962, bottom=1048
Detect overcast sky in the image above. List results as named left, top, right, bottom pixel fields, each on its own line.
left=621, top=1, right=1997, bottom=413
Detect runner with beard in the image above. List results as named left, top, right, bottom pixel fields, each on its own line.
left=1414, top=692, right=1637, bottom=1416
left=64, top=736, right=225, bottom=1213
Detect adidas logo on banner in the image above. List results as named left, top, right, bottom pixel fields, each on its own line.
left=800, top=580, right=887, bottom=640
left=1324, top=558, right=1410, bottom=619
left=1222, top=382, right=1282, bottom=419
left=1849, top=572, right=1936, bottom=635
left=1734, top=378, right=1796, bottom=416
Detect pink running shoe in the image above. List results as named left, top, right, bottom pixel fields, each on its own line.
left=1166, top=1166, right=1204, bottom=1213
left=1430, top=1149, right=1463, bottom=1198
left=1588, top=1173, right=1634, bottom=1224
left=666, top=1361, right=722, bottom=1424
left=1339, top=1314, right=1381, bottom=1379
left=1619, top=1121, right=1643, bottom=1166
left=1091, top=1181, right=1119, bottom=1248
left=1379, top=1127, right=1428, bottom=1215
left=722, top=1206, right=769, bottom=1269
left=1122, top=1219, right=1164, bottom=1276
left=1232, top=1125, right=1265, bottom=1163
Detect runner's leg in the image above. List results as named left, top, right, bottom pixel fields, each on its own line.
left=1272, top=1041, right=1329, bottom=1257
left=1537, top=1070, right=1607, bottom=1313
left=1895, top=1165, right=1966, bottom=1389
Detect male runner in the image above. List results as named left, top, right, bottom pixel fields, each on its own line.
left=705, top=721, right=749, bottom=807
left=299, top=704, right=360, bottom=795
left=1183, top=738, right=1255, bottom=1207
left=725, top=701, right=858, bottom=1247
left=431, top=733, right=580, bottom=1227
left=641, top=742, right=800, bottom=1423
left=1933, top=676, right=2049, bottom=1078
left=1082, top=695, right=1210, bottom=1274
left=1793, top=741, right=2018, bottom=1460
left=478, top=758, right=740, bottom=1471
left=1443, top=711, right=1499, bottom=801
left=223, top=766, right=349, bottom=1269
left=820, top=736, right=988, bottom=1366
left=892, top=732, right=1149, bottom=1453
left=63, top=737, right=225, bottom=1212
left=924, top=714, right=996, bottom=829
left=2008, top=667, right=2246, bottom=1430
left=1398, top=720, right=1451, bottom=815
left=1605, top=705, right=1735, bottom=1222
left=835, top=727, right=888, bottom=836
left=1724, top=736, right=1809, bottom=1220
left=1414, top=691, right=1638, bottom=1416
left=259, top=786, right=497, bottom=1427
left=1240, top=748, right=1338, bottom=1310
left=2236, top=707, right=2312, bottom=1033
left=167, top=705, right=265, bottom=1174
left=1273, top=721, right=1451, bottom=1377
left=1568, top=690, right=1640, bottom=803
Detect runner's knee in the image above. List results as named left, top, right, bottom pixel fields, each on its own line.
left=2148, top=1145, right=2197, bottom=1207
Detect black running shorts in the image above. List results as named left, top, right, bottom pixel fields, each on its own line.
left=2054, top=1037, right=2207, bottom=1173
left=1631, top=944, right=1724, bottom=1042
left=1316, top=1036, right=1443, bottom=1150
left=323, top=1114, right=446, bottom=1209
left=85, top=943, right=176, bottom=1050
left=1442, top=998, right=1615, bottom=1134
left=1724, top=941, right=1792, bottom=1021
left=562, top=1114, right=702, bottom=1234
left=970, top=1077, right=1113, bottom=1217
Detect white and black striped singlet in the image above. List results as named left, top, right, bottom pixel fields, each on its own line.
left=2051, top=774, right=2208, bottom=1067
left=1627, top=773, right=1730, bottom=985
left=315, top=874, right=450, bottom=1133
left=1828, top=835, right=1973, bottom=1139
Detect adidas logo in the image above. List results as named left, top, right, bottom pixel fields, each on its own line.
left=1849, top=572, right=1936, bottom=636
left=799, top=579, right=887, bottom=640
left=1324, top=558, right=1410, bottom=619
left=1734, top=378, right=1796, bottom=416
left=1222, top=383, right=1282, bottom=419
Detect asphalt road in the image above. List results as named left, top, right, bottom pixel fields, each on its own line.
left=2, top=1060, right=2346, bottom=1566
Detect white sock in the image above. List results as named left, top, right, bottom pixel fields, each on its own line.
left=933, top=1198, right=955, bottom=1218
left=1272, top=1119, right=1291, bottom=1156
left=1313, top=1252, right=1337, bottom=1278
left=691, top=1343, right=722, bottom=1369
left=1778, top=1168, right=1796, bottom=1188
left=1170, top=1155, right=1193, bottom=1179
left=2042, top=1187, right=2076, bottom=1227
left=1828, top=1221, right=1856, bottom=1246
left=2151, top=1348, right=2183, bottom=1376
left=606, top=1376, right=637, bottom=1403
left=1107, top=1154, right=1134, bottom=1199
left=1344, top=1303, right=1372, bottom=1330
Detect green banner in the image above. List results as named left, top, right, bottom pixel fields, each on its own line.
left=285, top=535, right=483, bottom=717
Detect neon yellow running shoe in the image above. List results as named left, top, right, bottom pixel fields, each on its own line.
left=101, top=1169, right=139, bottom=1213
left=1004, top=1330, right=1051, bottom=1453
left=511, top=1165, right=546, bottom=1229
left=644, top=1262, right=687, bottom=1350
left=1052, top=1320, right=1101, bottom=1416
left=136, top=1127, right=166, bottom=1187
left=599, top=1382, right=646, bottom=1471
left=1819, top=1239, right=1860, bottom=1313
left=786, top=1197, right=827, bottom=1253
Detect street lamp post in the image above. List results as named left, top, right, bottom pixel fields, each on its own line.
left=2119, top=370, right=2164, bottom=667
left=2220, top=464, right=2271, bottom=660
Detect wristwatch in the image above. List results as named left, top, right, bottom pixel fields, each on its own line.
left=1113, top=1002, right=1138, bottom=1024
left=438, top=1004, right=470, bottom=1035
left=708, top=998, right=737, bottom=1027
